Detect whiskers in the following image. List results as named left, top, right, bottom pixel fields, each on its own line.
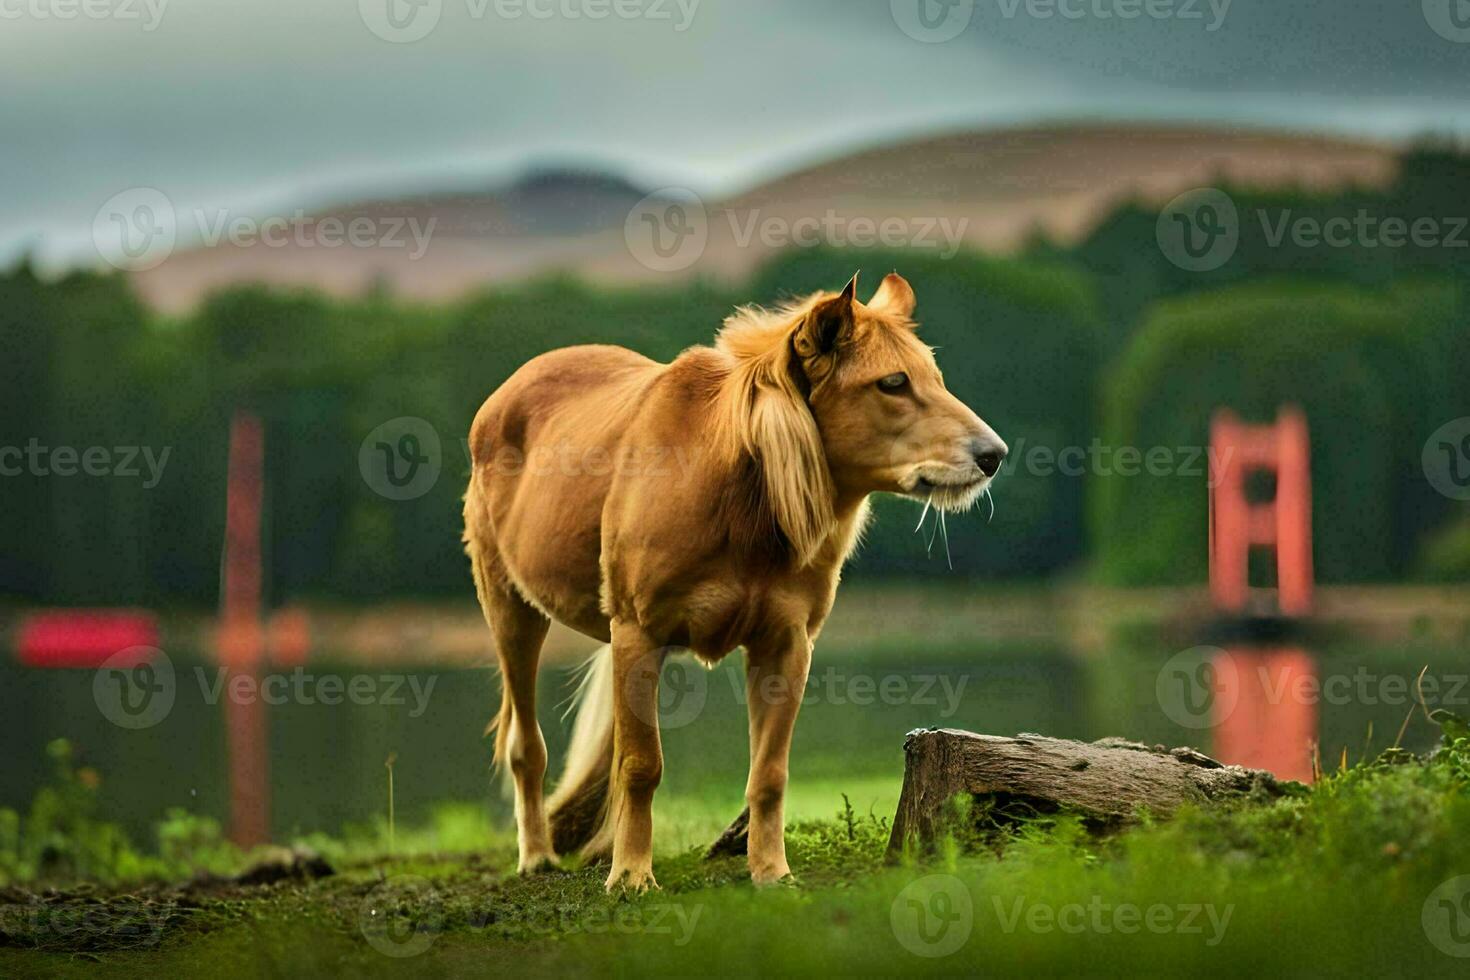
left=913, top=493, right=933, bottom=534
left=912, top=490, right=953, bottom=570
left=911, top=480, right=999, bottom=570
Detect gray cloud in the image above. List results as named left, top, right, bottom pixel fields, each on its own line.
left=3, top=0, right=1468, bottom=268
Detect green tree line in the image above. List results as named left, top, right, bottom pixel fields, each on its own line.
left=2, top=145, right=1468, bottom=606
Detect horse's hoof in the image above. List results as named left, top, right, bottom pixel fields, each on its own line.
left=517, top=853, right=561, bottom=875
left=604, top=866, right=659, bottom=894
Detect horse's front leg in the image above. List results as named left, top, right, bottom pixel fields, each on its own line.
left=606, top=619, right=663, bottom=893
left=743, top=629, right=812, bottom=885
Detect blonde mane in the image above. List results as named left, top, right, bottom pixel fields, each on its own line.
left=709, top=293, right=839, bottom=567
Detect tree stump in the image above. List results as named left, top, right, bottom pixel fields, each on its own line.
left=885, top=728, right=1299, bottom=859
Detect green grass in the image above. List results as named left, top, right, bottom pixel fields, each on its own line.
left=5, top=739, right=1470, bottom=978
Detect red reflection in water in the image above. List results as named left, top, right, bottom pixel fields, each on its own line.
left=1212, top=647, right=1318, bottom=784
left=15, top=610, right=158, bottom=668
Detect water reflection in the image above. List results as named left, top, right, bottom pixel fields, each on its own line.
left=1211, top=647, right=1318, bottom=783
left=1, top=640, right=1456, bottom=840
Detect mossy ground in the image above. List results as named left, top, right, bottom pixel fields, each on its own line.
left=4, top=739, right=1470, bottom=978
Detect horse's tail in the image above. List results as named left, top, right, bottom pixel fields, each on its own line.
left=546, top=645, right=617, bottom=860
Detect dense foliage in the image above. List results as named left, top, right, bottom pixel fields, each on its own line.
left=3, top=146, right=1469, bottom=604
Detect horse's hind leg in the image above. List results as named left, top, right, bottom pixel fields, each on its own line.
left=470, top=533, right=556, bottom=872
left=491, top=588, right=556, bottom=872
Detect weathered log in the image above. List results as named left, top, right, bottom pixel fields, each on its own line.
left=885, top=728, right=1299, bottom=859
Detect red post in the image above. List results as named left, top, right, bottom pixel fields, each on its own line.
left=1207, top=407, right=1317, bottom=781
left=1212, top=647, right=1317, bottom=784
left=1208, top=406, right=1313, bottom=616
left=220, top=412, right=270, bottom=847
left=1209, top=412, right=1249, bottom=612
left=1275, top=407, right=1314, bottom=617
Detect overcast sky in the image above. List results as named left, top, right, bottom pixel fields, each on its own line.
left=4, top=0, right=1470, bottom=266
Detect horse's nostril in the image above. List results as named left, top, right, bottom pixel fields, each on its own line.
left=973, top=443, right=1006, bottom=478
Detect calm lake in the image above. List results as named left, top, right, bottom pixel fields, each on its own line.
left=1, top=633, right=1464, bottom=847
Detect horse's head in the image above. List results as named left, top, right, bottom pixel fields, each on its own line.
left=794, top=273, right=1006, bottom=513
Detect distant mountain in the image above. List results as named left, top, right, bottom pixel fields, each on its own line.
left=130, top=123, right=1399, bottom=312
left=329, top=167, right=653, bottom=239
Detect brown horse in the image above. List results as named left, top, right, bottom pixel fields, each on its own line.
left=463, top=273, right=1005, bottom=890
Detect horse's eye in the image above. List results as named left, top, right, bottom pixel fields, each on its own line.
left=877, top=373, right=909, bottom=393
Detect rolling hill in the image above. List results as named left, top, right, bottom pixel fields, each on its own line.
left=129, top=123, right=1399, bottom=312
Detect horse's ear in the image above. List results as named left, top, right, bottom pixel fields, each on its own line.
left=793, top=273, right=858, bottom=358
left=869, top=272, right=916, bottom=318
